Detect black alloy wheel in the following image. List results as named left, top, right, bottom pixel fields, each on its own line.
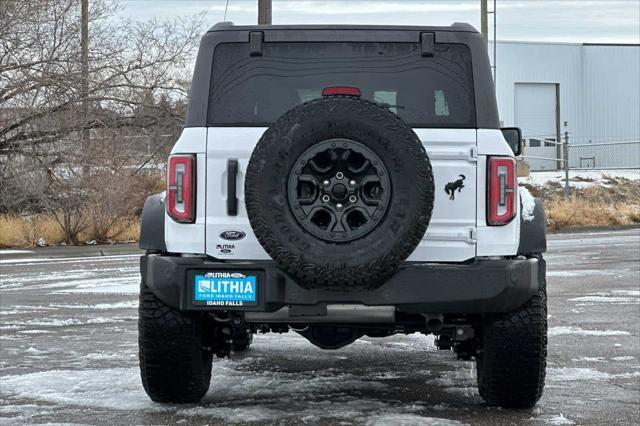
left=287, top=139, right=391, bottom=242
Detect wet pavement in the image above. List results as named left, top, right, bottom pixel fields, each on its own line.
left=1, top=229, right=639, bottom=425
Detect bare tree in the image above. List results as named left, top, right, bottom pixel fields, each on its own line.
left=1, top=0, right=200, bottom=154
left=0, top=0, right=203, bottom=241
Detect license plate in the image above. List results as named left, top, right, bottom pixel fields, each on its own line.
left=194, top=272, right=257, bottom=306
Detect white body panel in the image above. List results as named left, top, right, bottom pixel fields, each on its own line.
left=205, top=128, right=270, bottom=260
left=165, top=127, right=520, bottom=261
left=476, top=129, right=520, bottom=256
left=406, top=129, right=477, bottom=262
left=164, top=128, right=207, bottom=254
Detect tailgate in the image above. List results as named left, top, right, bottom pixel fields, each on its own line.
left=204, top=127, right=476, bottom=262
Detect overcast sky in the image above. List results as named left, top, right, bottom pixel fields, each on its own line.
left=119, top=0, right=640, bottom=43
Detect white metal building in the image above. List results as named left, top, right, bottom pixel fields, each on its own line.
left=489, top=41, right=640, bottom=170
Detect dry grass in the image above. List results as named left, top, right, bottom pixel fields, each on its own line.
left=0, top=215, right=64, bottom=248
left=517, top=158, right=530, bottom=177
left=545, top=197, right=640, bottom=231
left=0, top=214, right=140, bottom=248
left=543, top=184, right=640, bottom=231
left=113, top=218, right=140, bottom=242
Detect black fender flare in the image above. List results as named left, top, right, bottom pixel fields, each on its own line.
left=518, top=198, right=547, bottom=255
left=139, top=193, right=166, bottom=252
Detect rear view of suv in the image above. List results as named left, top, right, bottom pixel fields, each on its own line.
left=138, top=22, right=548, bottom=408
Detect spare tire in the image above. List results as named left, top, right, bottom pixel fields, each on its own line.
left=245, top=95, right=434, bottom=289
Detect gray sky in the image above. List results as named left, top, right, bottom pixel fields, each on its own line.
left=119, top=0, right=640, bottom=43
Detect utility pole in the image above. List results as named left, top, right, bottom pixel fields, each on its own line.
left=492, top=0, right=496, bottom=88
left=81, top=0, right=89, bottom=171
left=258, top=0, right=272, bottom=25
left=480, top=0, right=488, bottom=48
left=563, top=131, right=570, bottom=199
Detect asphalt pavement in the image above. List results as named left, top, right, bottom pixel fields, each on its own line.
left=1, top=229, right=639, bottom=425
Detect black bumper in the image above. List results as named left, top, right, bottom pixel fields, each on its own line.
left=141, top=255, right=543, bottom=315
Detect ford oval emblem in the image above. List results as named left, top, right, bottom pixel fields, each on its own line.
left=220, top=230, right=246, bottom=241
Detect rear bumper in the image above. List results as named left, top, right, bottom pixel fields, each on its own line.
left=141, top=255, right=543, bottom=315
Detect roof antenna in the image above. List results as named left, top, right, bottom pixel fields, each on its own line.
left=223, top=0, right=230, bottom=21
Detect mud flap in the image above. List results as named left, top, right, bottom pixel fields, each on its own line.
left=518, top=198, right=547, bottom=255
left=139, top=193, right=166, bottom=252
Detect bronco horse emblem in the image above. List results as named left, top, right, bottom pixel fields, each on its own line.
left=444, top=174, right=466, bottom=200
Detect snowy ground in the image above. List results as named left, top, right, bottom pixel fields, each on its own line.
left=518, top=168, right=639, bottom=189
left=1, top=230, right=639, bottom=425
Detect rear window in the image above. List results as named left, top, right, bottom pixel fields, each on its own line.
left=208, top=41, right=476, bottom=128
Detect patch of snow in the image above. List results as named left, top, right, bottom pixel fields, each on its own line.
left=547, top=270, right=617, bottom=277
left=365, top=414, right=465, bottom=426
left=549, top=326, right=630, bottom=336
left=50, top=300, right=138, bottom=310
left=205, top=361, right=387, bottom=402
left=82, top=352, right=129, bottom=361
left=571, top=357, right=607, bottom=363
left=519, top=169, right=640, bottom=188
left=611, top=356, right=635, bottom=361
left=0, top=266, right=138, bottom=291
left=24, top=347, right=47, bottom=355
left=616, top=372, right=640, bottom=379
left=5, top=318, right=82, bottom=327
left=567, top=295, right=639, bottom=304
left=180, top=399, right=431, bottom=424
left=546, top=368, right=640, bottom=382
left=427, top=365, right=480, bottom=399
left=0, top=271, right=97, bottom=289
left=0, top=368, right=163, bottom=411
left=0, top=366, right=446, bottom=423
left=3, top=316, right=134, bottom=328
left=0, top=253, right=139, bottom=265
left=611, top=290, right=640, bottom=297
left=519, top=186, right=536, bottom=222
left=547, top=367, right=612, bottom=381
left=177, top=406, right=292, bottom=423
left=547, top=271, right=583, bottom=277
left=86, top=316, right=134, bottom=324
left=45, top=275, right=140, bottom=294
left=533, top=413, right=574, bottom=425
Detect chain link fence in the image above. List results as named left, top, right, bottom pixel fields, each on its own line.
left=521, top=134, right=640, bottom=172
left=519, top=133, right=639, bottom=198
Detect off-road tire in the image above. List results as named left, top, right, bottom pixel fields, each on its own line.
left=245, top=96, right=434, bottom=289
left=476, top=262, right=547, bottom=408
left=138, top=283, right=213, bottom=403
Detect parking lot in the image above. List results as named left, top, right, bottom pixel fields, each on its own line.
left=1, top=229, right=639, bottom=425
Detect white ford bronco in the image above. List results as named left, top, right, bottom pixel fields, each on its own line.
left=138, top=22, right=548, bottom=408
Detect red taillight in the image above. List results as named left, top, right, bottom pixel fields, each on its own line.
left=487, top=156, right=517, bottom=226
left=167, top=155, right=195, bottom=223
left=322, top=86, right=361, bottom=97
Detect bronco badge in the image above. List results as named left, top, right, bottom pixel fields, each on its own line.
left=444, top=174, right=466, bottom=200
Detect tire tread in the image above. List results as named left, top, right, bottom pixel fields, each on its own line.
left=477, top=284, right=548, bottom=408
left=138, top=283, right=212, bottom=403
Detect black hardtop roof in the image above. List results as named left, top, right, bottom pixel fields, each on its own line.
left=187, top=20, right=499, bottom=129
left=207, top=21, right=478, bottom=33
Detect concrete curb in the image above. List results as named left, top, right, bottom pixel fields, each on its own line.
left=0, top=243, right=143, bottom=259
left=549, top=224, right=640, bottom=234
